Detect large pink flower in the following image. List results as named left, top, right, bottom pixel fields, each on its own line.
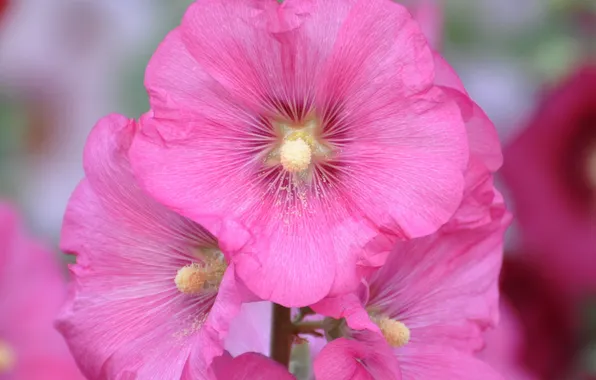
left=129, top=0, right=470, bottom=306
left=312, top=189, right=510, bottom=379
left=56, top=114, right=253, bottom=379
left=0, top=203, right=83, bottom=380
left=502, top=66, right=596, bottom=295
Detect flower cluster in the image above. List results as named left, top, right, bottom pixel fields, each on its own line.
left=56, top=0, right=510, bottom=378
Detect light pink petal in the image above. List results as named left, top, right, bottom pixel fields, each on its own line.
left=367, top=206, right=511, bottom=353
left=314, top=335, right=401, bottom=380
left=398, top=345, right=504, bottom=380
left=57, top=115, right=245, bottom=379
left=0, top=204, right=84, bottom=380
left=211, top=352, right=295, bottom=380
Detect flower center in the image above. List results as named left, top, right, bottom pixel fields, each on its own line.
left=280, top=138, right=312, bottom=173
left=0, top=340, right=15, bottom=374
left=266, top=116, right=333, bottom=175
left=375, top=317, right=411, bottom=348
left=175, top=253, right=227, bottom=294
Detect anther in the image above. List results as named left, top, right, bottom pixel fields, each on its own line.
left=0, top=340, right=15, bottom=374
left=280, top=138, right=312, bottom=173
left=377, top=317, right=410, bottom=348
left=175, top=260, right=226, bottom=294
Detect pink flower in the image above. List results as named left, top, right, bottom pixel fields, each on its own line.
left=129, top=0, right=470, bottom=306
left=211, top=352, right=295, bottom=380
left=312, top=190, right=510, bottom=379
left=56, top=114, right=253, bottom=379
left=502, top=66, right=596, bottom=295
left=0, top=203, right=83, bottom=379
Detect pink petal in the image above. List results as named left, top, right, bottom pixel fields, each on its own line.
left=398, top=345, right=504, bottom=379
left=0, top=204, right=84, bottom=380
left=314, top=335, right=401, bottom=380
left=211, top=352, right=295, bottom=380
left=311, top=290, right=377, bottom=332
left=57, top=114, right=246, bottom=378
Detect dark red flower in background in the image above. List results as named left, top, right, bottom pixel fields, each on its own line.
left=500, top=255, right=579, bottom=380
left=502, top=66, right=596, bottom=296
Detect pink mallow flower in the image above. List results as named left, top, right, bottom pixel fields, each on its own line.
left=312, top=189, right=510, bottom=379
left=129, top=0, right=472, bottom=306
left=56, top=114, right=254, bottom=379
left=0, top=203, right=83, bottom=379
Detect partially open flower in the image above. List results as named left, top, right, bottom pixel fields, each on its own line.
left=313, top=187, right=510, bottom=379
left=56, top=114, right=252, bottom=379
left=130, top=0, right=470, bottom=306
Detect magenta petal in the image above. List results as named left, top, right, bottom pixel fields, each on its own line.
left=57, top=114, right=246, bottom=379
left=314, top=335, right=401, bottom=380
left=211, top=352, right=295, bottom=380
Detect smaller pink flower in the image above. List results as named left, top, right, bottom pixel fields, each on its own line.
left=0, top=203, right=83, bottom=380
left=56, top=114, right=253, bottom=379
left=211, top=352, right=295, bottom=380
left=312, top=190, right=510, bottom=379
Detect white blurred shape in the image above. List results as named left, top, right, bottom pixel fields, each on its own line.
left=0, top=0, right=160, bottom=239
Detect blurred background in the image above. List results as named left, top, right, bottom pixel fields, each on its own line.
left=0, top=0, right=594, bottom=379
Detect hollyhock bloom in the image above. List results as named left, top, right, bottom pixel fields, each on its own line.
left=129, top=0, right=471, bottom=306
left=312, top=188, right=510, bottom=379
left=502, top=66, right=596, bottom=294
left=0, top=203, right=83, bottom=379
left=56, top=114, right=253, bottom=379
